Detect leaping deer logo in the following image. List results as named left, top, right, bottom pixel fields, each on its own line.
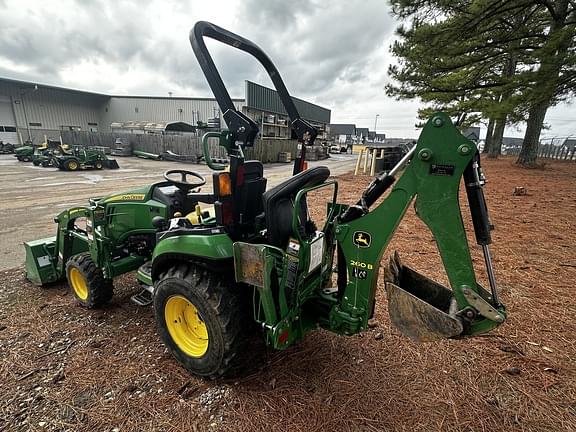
left=353, top=231, right=371, bottom=248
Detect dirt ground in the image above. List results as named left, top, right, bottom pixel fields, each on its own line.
left=0, top=156, right=575, bottom=432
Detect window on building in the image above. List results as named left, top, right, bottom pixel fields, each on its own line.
left=135, top=107, right=139, bottom=113
left=29, top=122, right=42, bottom=127
left=4, top=126, right=16, bottom=132
left=88, top=122, right=98, bottom=126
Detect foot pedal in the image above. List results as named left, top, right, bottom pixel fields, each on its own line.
left=131, top=288, right=153, bottom=307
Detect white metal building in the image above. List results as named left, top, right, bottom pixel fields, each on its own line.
left=0, top=77, right=330, bottom=145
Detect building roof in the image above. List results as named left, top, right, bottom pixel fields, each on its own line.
left=0, top=76, right=243, bottom=102
left=244, top=81, right=330, bottom=124
left=0, top=76, right=109, bottom=99
left=356, top=127, right=369, bottom=137
left=328, top=124, right=356, bottom=135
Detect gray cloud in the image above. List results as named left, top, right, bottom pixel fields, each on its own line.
left=0, top=0, right=574, bottom=137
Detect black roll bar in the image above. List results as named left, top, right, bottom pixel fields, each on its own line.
left=190, top=21, right=317, bottom=173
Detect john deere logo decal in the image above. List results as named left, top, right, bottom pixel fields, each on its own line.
left=353, top=231, right=371, bottom=248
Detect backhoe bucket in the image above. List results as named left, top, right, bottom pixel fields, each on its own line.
left=104, top=159, right=120, bottom=169
left=385, top=252, right=463, bottom=342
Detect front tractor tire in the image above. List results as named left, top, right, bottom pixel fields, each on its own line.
left=65, top=158, right=80, bottom=171
left=154, top=264, right=251, bottom=378
left=66, top=253, right=113, bottom=308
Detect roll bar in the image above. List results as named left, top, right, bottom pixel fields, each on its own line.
left=190, top=21, right=317, bottom=173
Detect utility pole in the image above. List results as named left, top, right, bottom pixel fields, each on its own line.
left=374, top=114, right=380, bottom=134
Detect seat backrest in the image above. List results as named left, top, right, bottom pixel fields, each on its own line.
left=262, top=166, right=330, bottom=248
left=236, top=160, right=267, bottom=227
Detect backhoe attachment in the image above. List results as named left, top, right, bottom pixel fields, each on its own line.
left=333, top=112, right=505, bottom=341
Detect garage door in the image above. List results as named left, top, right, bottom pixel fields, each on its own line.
left=0, top=96, right=19, bottom=144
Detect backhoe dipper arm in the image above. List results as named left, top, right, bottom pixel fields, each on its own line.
left=190, top=21, right=317, bottom=174
left=333, top=113, right=505, bottom=340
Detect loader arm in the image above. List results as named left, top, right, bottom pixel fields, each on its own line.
left=333, top=113, right=505, bottom=340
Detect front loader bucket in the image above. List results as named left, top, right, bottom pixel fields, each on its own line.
left=24, top=237, right=60, bottom=286
left=385, top=252, right=463, bottom=342
left=104, top=159, right=120, bottom=169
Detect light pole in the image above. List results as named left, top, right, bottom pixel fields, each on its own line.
left=20, top=84, right=38, bottom=143
left=374, top=114, right=380, bottom=135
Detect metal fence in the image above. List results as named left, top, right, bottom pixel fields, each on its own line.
left=60, top=131, right=299, bottom=163
left=506, top=145, right=576, bottom=161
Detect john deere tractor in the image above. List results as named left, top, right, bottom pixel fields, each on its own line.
left=32, top=139, right=70, bottom=167
left=15, top=141, right=38, bottom=162
left=24, top=22, right=506, bottom=378
left=55, top=145, right=119, bottom=170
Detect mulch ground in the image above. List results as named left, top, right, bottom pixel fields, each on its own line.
left=0, top=156, right=574, bottom=432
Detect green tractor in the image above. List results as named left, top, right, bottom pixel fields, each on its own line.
left=24, top=22, right=506, bottom=378
left=32, top=139, right=70, bottom=167
left=55, top=145, right=119, bottom=171
left=14, top=141, right=38, bottom=162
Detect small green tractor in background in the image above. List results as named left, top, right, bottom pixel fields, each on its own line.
left=24, top=22, right=506, bottom=378
left=32, top=139, right=70, bottom=167
left=14, top=141, right=39, bottom=162
left=55, top=145, right=119, bottom=171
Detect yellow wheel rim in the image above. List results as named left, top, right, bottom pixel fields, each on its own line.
left=69, top=267, right=88, bottom=300
left=165, top=295, right=208, bottom=357
left=69, top=161, right=78, bottom=170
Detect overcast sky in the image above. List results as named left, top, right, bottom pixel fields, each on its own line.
left=1, top=0, right=574, bottom=140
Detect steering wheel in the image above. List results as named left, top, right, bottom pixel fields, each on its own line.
left=163, top=169, right=206, bottom=191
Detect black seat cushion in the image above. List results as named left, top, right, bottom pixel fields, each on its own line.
left=262, top=166, right=330, bottom=248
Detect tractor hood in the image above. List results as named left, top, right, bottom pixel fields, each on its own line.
left=97, top=185, right=154, bottom=204
left=15, top=145, right=33, bottom=155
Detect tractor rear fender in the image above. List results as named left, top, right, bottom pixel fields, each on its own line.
left=151, top=234, right=234, bottom=282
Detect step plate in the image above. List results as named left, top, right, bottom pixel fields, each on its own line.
left=131, top=289, right=153, bottom=307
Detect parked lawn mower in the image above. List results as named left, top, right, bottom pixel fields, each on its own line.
left=55, top=145, right=119, bottom=170
left=24, top=22, right=505, bottom=378
left=0, top=141, right=15, bottom=154
left=32, top=139, right=70, bottom=167
left=14, top=141, right=39, bottom=162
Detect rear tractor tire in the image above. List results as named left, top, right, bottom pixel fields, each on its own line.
left=66, top=253, right=113, bottom=308
left=154, top=264, right=252, bottom=378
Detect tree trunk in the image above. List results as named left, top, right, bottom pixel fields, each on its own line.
left=483, top=118, right=495, bottom=154
left=516, top=100, right=548, bottom=166
left=516, top=1, right=571, bottom=167
left=488, top=118, right=506, bottom=158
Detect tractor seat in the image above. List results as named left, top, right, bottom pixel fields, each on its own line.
left=262, top=166, right=330, bottom=248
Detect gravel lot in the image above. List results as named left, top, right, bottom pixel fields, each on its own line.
left=0, top=153, right=356, bottom=271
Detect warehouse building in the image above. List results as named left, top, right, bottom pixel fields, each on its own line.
left=0, top=77, right=330, bottom=145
